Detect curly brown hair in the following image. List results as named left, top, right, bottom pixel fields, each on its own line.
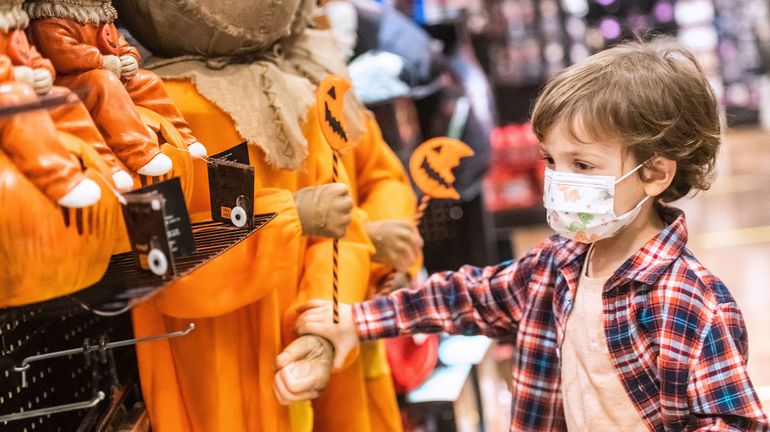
left=531, top=38, right=721, bottom=202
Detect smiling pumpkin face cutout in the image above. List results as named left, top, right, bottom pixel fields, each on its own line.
left=316, top=75, right=356, bottom=153
left=409, top=137, right=474, bottom=200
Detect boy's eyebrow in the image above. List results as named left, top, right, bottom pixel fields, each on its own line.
left=540, top=144, right=604, bottom=159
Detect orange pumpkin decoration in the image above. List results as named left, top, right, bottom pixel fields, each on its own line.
left=409, top=137, right=474, bottom=200
left=0, top=132, right=122, bottom=307
left=316, top=75, right=355, bottom=153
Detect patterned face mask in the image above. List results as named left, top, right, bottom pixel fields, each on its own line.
left=543, top=163, right=650, bottom=244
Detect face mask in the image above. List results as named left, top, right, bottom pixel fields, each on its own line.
left=543, top=163, right=650, bottom=243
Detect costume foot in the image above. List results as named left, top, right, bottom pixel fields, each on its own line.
left=136, top=153, right=172, bottom=176
left=57, top=179, right=101, bottom=208
left=188, top=141, right=208, bottom=158
left=112, top=170, right=135, bottom=191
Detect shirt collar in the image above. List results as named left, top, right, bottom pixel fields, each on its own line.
left=554, top=206, right=689, bottom=287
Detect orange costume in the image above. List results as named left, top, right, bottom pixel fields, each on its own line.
left=25, top=0, right=204, bottom=173
left=129, top=80, right=373, bottom=432
left=307, top=113, right=416, bottom=432
left=0, top=55, right=86, bottom=202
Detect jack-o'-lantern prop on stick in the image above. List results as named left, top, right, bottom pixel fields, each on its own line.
left=379, top=137, right=473, bottom=293
left=316, top=74, right=356, bottom=323
left=410, top=136, right=474, bottom=221
left=409, top=137, right=474, bottom=202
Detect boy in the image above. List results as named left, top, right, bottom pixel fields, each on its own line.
left=278, top=40, right=770, bottom=431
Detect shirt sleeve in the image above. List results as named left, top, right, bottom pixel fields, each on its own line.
left=688, top=302, right=770, bottom=431
left=353, top=247, right=542, bottom=340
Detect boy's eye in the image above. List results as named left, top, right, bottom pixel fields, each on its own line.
left=574, top=161, right=592, bottom=171
left=542, top=156, right=555, bottom=166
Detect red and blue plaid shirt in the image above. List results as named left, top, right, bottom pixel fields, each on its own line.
left=353, top=207, right=769, bottom=431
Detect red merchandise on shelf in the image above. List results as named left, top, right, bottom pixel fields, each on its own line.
left=484, top=123, right=545, bottom=212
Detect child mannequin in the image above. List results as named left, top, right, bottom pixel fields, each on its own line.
left=25, top=0, right=207, bottom=176
left=0, top=0, right=133, bottom=190
left=0, top=61, right=99, bottom=207
left=282, top=40, right=770, bottom=431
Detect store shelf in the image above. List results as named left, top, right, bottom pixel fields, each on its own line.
left=2, top=213, right=276, bottom=320
left=492, top=205, right=546, bottom=229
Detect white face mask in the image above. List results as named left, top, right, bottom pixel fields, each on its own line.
left=543, top=163, right=650, bottom=243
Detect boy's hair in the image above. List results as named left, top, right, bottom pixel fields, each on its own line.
left=531, top=38, right=721, bottom=202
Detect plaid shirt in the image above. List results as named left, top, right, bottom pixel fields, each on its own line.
left=354, top=207, right=769, bottom=431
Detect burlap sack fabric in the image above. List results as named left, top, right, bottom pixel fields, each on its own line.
left=114, top=0, right=365, bottom=171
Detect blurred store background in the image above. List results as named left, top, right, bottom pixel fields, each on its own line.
left=322, top=0, right=770, bottom=429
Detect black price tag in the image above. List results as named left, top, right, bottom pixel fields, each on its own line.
left=208, top=142, right=255, bottom=228
left=122, top=177, right=196, bottom=277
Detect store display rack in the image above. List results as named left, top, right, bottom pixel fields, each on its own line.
left=0, top=213, right=275, bottom=430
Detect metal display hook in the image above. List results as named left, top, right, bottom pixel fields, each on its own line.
left=0, top=391, right=105, bottom=424
left=13, top=323, right=196, bottom=388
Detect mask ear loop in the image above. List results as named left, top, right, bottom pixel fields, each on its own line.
left=614, top=158, right=651, bottom=185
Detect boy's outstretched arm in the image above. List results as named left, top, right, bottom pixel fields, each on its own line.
left=354, top=260, right=534, bottom=340
left=278, top=247, right=542, bottom=402
left=687, top=303, right=769, bottom=431
left=295, top=249, right=540, bottom=368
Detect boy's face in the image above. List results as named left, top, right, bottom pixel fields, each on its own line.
left=540, top=120, right=648, bottom=216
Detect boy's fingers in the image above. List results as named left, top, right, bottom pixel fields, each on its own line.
left=298, top=300, right=329, bottom=313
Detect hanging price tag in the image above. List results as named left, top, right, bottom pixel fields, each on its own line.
left=207, top=142, right=255, bottom=228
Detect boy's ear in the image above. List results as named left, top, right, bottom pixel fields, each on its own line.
left=641, top=156, right=676, bottom=198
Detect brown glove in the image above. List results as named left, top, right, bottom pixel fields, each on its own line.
left=366, top=220, right=423, bottom=272
left=294, top=183, right=353, bottom=238
left=274, top=335, right=334, bottom=405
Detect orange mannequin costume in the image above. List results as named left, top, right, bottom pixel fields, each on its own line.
left=293, top=113, right=415, bottom=432
left=24, top=0, right=204, bottom=172
left=116, top=0, right=406, bottom=429
left=129, top=80, right=374, bottom=432
left=0, top=56, right=87, bottom=203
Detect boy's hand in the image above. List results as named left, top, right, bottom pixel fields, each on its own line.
left=295, top=300, right=358, bottom=369
left=274, top=335, right=334, bottom=405
left=366, top=220, right=423, bottom=272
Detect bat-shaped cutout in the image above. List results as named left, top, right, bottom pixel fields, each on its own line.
left=409, top=137, right=474, bottom=200
left=316, top=75, right=356, bottom=153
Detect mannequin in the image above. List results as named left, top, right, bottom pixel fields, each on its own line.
left=118, top=0, right=418, bottom=430
left=0, top=0, right=134, bottom=190
left=25, top=0, right=208, bottom=177
left=0, top=62, right=99, bottom=207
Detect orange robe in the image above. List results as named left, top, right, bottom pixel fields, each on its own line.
left=27, top=18, right=197, bottom=171
left=306, top=114, right=415, bottom=432
left=131, top=80, right=373, bottom=432
left=0, top=58, right=85, bottom=202
left=0, top=28, right=122, bottom=173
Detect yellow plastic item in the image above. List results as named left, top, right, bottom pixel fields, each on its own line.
left=0, top=132, right=121, bottom=307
